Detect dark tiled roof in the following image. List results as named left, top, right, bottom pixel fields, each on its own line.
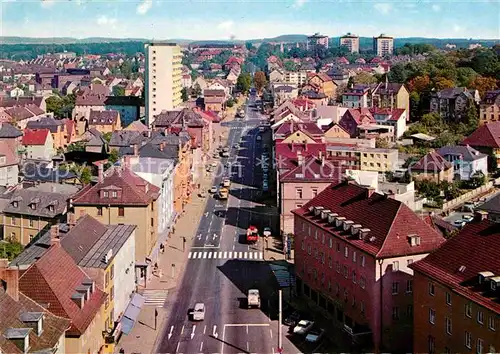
left=109, top=130, right=142, bottom=147
left=437, top=145, right=487, bottom=162
left=410, top=151, right=453, bottom=173
left=0, top=97, right=43, bottom=109
left=0, top=289, right=70, bottom=354
left=482, top=90, right=500, bottom=104
left=22, top=164, right=79, bottom=183
left=477, top=193, right=500, bottom=214
left=138, top=143, right=179, bottom=161
left=410, top=219, right=500, bottom=314
left=89, top=110, right=119, bottom=125
left=18, top=245, right=106, bottom=336
left=0, top=123, right=22, bottom=138
left=72, top=167, right=159, bottom=206
left=3, top=189, right=70, bottom=218
left=462, top=122, right=500, bottom=149
left=293, top=182, right=445, bottom=258
left=203, top=89, right=225, bottom=97
left=26, top=116, right=63, bottom=133
left=153, top=108, right=205, bottom=128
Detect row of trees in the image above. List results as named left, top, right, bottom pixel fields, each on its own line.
left=236, top=71, right=268, bottom=94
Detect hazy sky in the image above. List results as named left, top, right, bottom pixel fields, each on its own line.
left=1, top=0, right=499, bottom=40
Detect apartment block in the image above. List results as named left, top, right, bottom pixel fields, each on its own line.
left=145, top=43, right=183, bottom=126
left=373, top=34, right=394, bottom=57
left=340, top=33, right=360, bottom=53
left=326, top=145, right=398, bottom=172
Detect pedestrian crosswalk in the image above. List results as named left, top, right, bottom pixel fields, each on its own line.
left=188, top=251, right=263, bottom=260
left=142, top=289, right=169, bottom=306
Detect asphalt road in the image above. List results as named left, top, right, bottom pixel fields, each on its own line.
left=157, top=95, right=297, bottom=354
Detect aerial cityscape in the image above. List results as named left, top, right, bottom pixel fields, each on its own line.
left=0, top=0, right=500, bottom=353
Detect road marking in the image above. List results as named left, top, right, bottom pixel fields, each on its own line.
left=246, top=325, right=249, bottom=334
left=259, top=252, right=263, bottom=259
left=203, top=252, right=207, bottom=259
left=176, top=342, right=180, bottom=353
left=270, top=329, right=273, bottom=338
left=247, top=342, right=250, bottom=352
left=218, top=251, right=223, bottom=258
left=188, top=252, right=192, bottom=258
left=203, top=325, right=207, bottom=334
left=244, top=252, right=248, bottom=259
left=200, top=342, right=203, bottom=351
left=223, top=323, right=270, bottom=327
left=168, top=326, right=174, bottom=339
left=191, top=325, right=196, bottom=339
left=208, top=252, right=212, bottom=259
left=248, top=252, right=253, bottom=259
left=239, top=252, right=243, bottom=258
left=181, top=325, right=184, bottom=335
left=223, top=251, right=228, bottom=258
left=232, top=244, right=235, bottom=250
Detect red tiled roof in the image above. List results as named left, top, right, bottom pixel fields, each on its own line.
left=280, top=155, right=350, bottom=182
left=292, top=182, right=445, bottom=258
left=461, top=122, right=500, bottom=148
left=18, top=245, right=106, bottom=336
left=369, top=107, right=406, bottom=121
left=344, top=108, right=375, bottom=124
left=22, top=128, right=50, bottom=145
left=275, top=142, right=326, bottom=160
left=411, top=151, right=452, bottom=173
left=410, top=219, right=500, bottom=314
left=225, top=56, right=243, bottom=66
left=72, top=167, right=160, bottom=206
left=274, top=121, right=324, bottom=139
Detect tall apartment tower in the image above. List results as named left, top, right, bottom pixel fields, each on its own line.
left=373, top=34, right=394, bottom=56
left=339, top=33, right=360, bottom=53
left=144, top=42, right=183, bottom=126
left=306, top=33, right=329, bottom=50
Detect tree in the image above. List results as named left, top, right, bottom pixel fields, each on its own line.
left=470, top=50, right=500, bottom=76
left=0, top=241, right=23, bottom=260
left=375, top=137, right=390, bottom=149
left=469, top=76, right=498, bottom=97
left=120, top=61, right=132, bottom=79
left=253, top=71, right=267, bottom=93
left=456, top=67, right=479, bottom=87
left=387, top=63, right=409, bottom=83
left=66, top=141, right=85, bottom=152
left=102, top=132, right=112, bottom=144
left=107, top=149, right=119, bottom=164
left=353, top=71, right=377, bottom=85
left=468, top=171, right=486, bottom=189
left=283, top=61, right=297, bottom=72
left=193, top=83, right=202, bottom=97
left=226, top=99, right=235, bottom=108
left=181, top=87, right=189, bottom=102
left=45, top=93, right=76, bottom=118
left=433, top=76, right=455, bottom=90
left=464, top=100, right=479, bottom=134
left=236, top=73, right=252, bottom=94
left=407, top=75, right=431, bottom=93
left=245, top=42, right=254, bottom=51
left=112, top=85, right=125, bottom=96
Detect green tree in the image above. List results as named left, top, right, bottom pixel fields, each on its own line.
left=283, top=61, right=297, bottom=72
left=375, top=137, right=390, bottom=149
left=464, top=100, right=479, bottom=134
left=387, top=63, right=409, bottom=83
left=469, top=76, right=498, bottom=97
left=120, top=61, right=133, bottom=79
left=108, top=149, right=119, bottom=164
left=470, top=50, right=500, bottom=76
left=193, top=83, right=202, bottom=97
left=236, top=73, right=252, bottom=94
left=456, top=67, right=478, bottom=87
left=66, top=141, right=85, bottom=152
left=0, top=241, right=24, bottom=260
left=245, top=42, right=254, bottom=51
left=353, top=71, right=377, bottom=85
left=112, top=85, right=125, bottom=96
left=253, top=71, right=267, bottom=93
left=45, top=93, right=76, bottom=118
left=102, top=132, right=112, bottom=144
left=181, top=87, right=189, bottom=102
left=226, top=99, right=235, bottom=108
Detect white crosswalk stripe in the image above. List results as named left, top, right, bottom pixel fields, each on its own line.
left=188, top=251, right=263, bottom=261
left=142, top=289, right=168, bottom=306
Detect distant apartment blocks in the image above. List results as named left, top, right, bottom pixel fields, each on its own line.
left=373, top=34, right=394, bottom=56
left=340, top=33, right=360, bottom=53
left=145, top=43, right=183, bottom=126
left=307, top=33, right=329, bottom=50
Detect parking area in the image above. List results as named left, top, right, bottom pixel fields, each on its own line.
left=221, top=324, right=272, bottom=354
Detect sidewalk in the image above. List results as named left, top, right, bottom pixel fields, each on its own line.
left=115, top=117, right=234, bottom=354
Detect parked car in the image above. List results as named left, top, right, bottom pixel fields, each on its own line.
left=462, top=215, right=474, bottom=222
left=263, top=180, right=269, bottom=191
left=283, top=311, right=301, bottom=326
left=293, top=320, right=314, bottom=335
left=263, top=227, right=272, bottom=237
left=453, top=219, right=466, bottom=227
left=305, top=327, right=324, bottom=343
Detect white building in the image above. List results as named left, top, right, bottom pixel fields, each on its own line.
left=144, top=43, right=183, bottom=126
left=0, top=141, right=19, bottom=187
left=373, top=34, right=394, bottom=56
left=21, top=129, right=55, bottom=161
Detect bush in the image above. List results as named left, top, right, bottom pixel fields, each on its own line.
left=226, top=99, right=235, bottom=108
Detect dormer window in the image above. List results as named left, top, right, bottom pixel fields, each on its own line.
left=20, top=312, right=44, bottom=336
left=408, top=234, right=421, bottom=247
left=30, top=203, right=36, bottom=210
left=112, top=191, right=117, bottom=198
left=48, top=205, right=54, bottom=212
left=103, top=191, right=109, bottom=198
left=12, top=201, right=18, bottom=208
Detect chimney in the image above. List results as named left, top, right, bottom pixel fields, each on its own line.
left=133, top=143, right=139, bottom=156
left=0, top=260, right=19, bottom=302
left=474, top=210, right=488, bottom=222
left=297, top=151, right=304, bottom=166
left=159, top=142, right=165, bottom=151
left=365, top=186, right=376, bottom=199
left=50, top=225, right=60, bottom=246
left=98, top=164, right=104, bottom=183
left=68, top=212, right=76, bottom=229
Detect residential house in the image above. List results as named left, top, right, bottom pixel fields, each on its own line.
left=359, top=108, right=407, bottom=140
left=0, top=96, right=46, bottom=112
left=430, top=87, right=480, bottom=122
left=182, top=74, right=192, bottom=89
left=81, top=128, right=107, bottom=154
left=267, top=55, right=283, bottom=72
left=410, top=150, right=454, bottom=183
left=203, top=89, right=226, bottom=113
left=462, top=122, right=500, bottom=168
left=17, top=244, right=106, bottom=353
left=269, top=68, right=284, bottom=83
left=207, top=79, right=231, bottom=97
left=479, top=90, right=500, bottom=125
left=410, top=212, right=500, bottom=354
left=371, top=81, right=410, bottom=119
left=313, top=105, right=348, bottom=125
left=0, top=141, right=19, bottom=187
left=26, top=116, right=69, bottom=150
left=342, top=85, right=371, bottom=108
left=339, top=108, right=376, bottom=137
left=192, top=76, right=208, bottom=91
left=292, top=181, right=445, bottom=351
left=72, top=166, right=159, bottom=265
left=223, top=57, right=243, bottom=71
left=21, top=163, right=81, bottom=185
left=437, top=145, right=488, bottom=181
left=0, top=122, right=23, bottom=153
left=274, top=121, right=324, bottom=144
left=22, top=129, right=55, bottom=161
left=322, top=123, right=351, bottom=140
left=124, top=120, right=149, bottom=132
left=307, top=73, right=338, bottom=100
left=325, top=145, right=399, bottom=172
left=477, top=194, right=500, bottom=223
left=88, top=110, right=122, bottom=133
left=284, top=71, right=308, bottom=86
left=272, top=85, right=299, bottom=106
left=3, top=186, right=76, bottom=245
left=226, top=69, right=239, bottom=85
left=11, top=215, right=137, bottom=338
left=0, top=105, right=46, bottom=130
left=0, top=261, right=70, bottom=354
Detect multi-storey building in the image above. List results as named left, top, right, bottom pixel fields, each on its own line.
left=307, top=33, right=329, bottom=50
left=144, top=43, right=183, bottom=126
left=480, top=90, right=500, bottom=125
left=326, top=145, right=398, bottom=172
left=430, top=87, right=480, bottom=122
left=292, top=181, right=445, bottom=351
left=373, top=34, right=394, bottom=57
left=410, top=211, right=500, bottom=354
left=340, top=33, right=360, bottom=53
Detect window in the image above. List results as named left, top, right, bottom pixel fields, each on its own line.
left=97, top=207, right=103, bottom=216
left=477, top=338, right=483, bottom=354
left=329, top=238, right=333, bottom=248
left=336, top=242, right=340, bottom=252
left=352, top=251, right=356, bottom=263
left=352, top=296, right=356, bottom=308
left=406, top=280, right=413, bottom=293
left=11, top=217, right=16, bottom=225
left=360, top=301, right=365, bottom=314
left=112, top=191, right=117, bottom=198
left=295, top=188, right=303, bottom=199
left=328, top=256, right=332, bottom=268
left=307, top=245, right=312, bottom=255
left=352, top=271, right=356, bottom=283
left=446, top=317, right=452, bottom=335
left=361, top=255, right=365, bottom=267
left=392, top=307, right=399, bottom=320
left=465, top=303, right=472, bottom=318
left=29, top=219, right=34, bottom=227
left=446, top=292, right=451, bottom=305
left=151, top=218, right=154, bottom=227
left=343, top=265, right=348, bottom=278
left=314, top=230, right=318, bottom=240
left=393, top=261, right=399, bottom=271
left=407, top=259, right=413, bottom=266
left=110, top=286, right=114, bottom=300
left=465, top=331, right=472, bottom=349
left=489, top=346, right=496, bottom=354
left=344, top=246, right=348, bottom=258
left=103, top=191, right=109, bottom=198
left=105, top=271, right=110, bottom=287
left=407, top=305, right=413, bottom=317
left=477, top=310, right=484, bottom=324
left=110, top=264, right=114, bottom=280
left=312, top=188, right=318, bottom=197
left=428, top=336, right=435, bottom=354
left=29, top=234, right=34, bottom=242
left=118, top=207, right=125, bottom=217
left=301, top=241, right=305, bottom=250
left=12, top=201, right=18, bottom=208
left=392, top=282, right=399, bottom=295
left=429, top=282, right=435, bottom=296
left=105, top=295, right=109, bottom=309
left=359, top=276, right=366, bottom=289
left=335, top=261, right=340, bottom=273
left=321, top=233, right=325, bottom=244
left=488, top=316, right=496, bottom=331
left=429, top=308, right=435, bottom=324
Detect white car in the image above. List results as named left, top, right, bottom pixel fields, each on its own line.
left=209, top=186, right=217, bottom=194
left=453, top=219, right=466, bottom=227
left=191, top=303, right=205, bottom=321
left=462, top=215, right=474, bottom=222
left=305, top=327, right=324, bottom=343
left=263, top=227, right=272, bottom=237
left=293, top=320, right=314, bottom=335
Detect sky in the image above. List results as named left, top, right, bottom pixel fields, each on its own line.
left=0, top=0, right=499, bottom=40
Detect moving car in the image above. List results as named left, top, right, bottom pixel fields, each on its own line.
left=256, top=136, right=262, bottom=141
left=218, top=187, right=229, bottom=200
left=191, top=303, right=205, bottom=321
left=246, top=226, right=259, bottom=243
left=247, top=289, right=261, bottom=309
left=209, top=186, right=217, bottom=194
left=263, top=227, right=272, bottom=237
left=293, top=320, right=314, bottom=335
left=222, top=179, right=231, bottom=188
left=305, top=327, right=324, bottom=343
left=453, top=219, right=466, bottom=227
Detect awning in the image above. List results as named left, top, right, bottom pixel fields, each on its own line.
left=269, top=262, right=295, bottom=288
left=119, top=293, right=146, bottom=335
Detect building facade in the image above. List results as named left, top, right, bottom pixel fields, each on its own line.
left=340, top=33, right=360, bottom=53
left=145, top=43, right=183, bottom=126
left=479, top=90, right=500, bottom=125
left=373, top=35, right=394, bottom=56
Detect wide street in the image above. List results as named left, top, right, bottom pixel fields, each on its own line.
left=156, top=94, right=297, bottom=354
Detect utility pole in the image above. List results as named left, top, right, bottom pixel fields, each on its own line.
left=278, top=289, right=283, bottom=353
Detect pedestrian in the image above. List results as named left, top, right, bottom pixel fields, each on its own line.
left=160, top=243, right=165, bottom=254
left=182, top=236, right=187, bottom=252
